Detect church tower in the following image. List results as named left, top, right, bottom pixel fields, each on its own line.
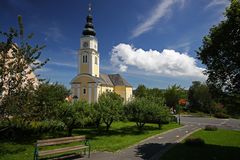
left=71, top=3, right=133, bottom=103
left=78, top=4, right=99, bottom=77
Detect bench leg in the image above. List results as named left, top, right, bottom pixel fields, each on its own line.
left=88, top=146, right=90, bottom=158
left=34, top=145, right=38, bottom=160
left=84, top=148, right=86, bottom=155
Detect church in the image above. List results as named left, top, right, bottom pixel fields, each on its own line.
left=71, top=6, right=133, bottom=103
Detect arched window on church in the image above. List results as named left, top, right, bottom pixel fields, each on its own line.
left=83, top=55, right=87, bottom=63
left=95, top=56, right=98, bottom=65
left=83, top=88, right=86, bottom=95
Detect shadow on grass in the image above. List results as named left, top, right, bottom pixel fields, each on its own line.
left=40, top=153, right=83, bottom=160
left=160, top=143, right=240, bottom=160
left=73, top=125, right=160, bottom=139
left=0, top=145, right=26, bottom=156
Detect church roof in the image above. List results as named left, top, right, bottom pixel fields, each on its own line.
left=99, top=74, right=114, bottom=86
left=108, top=74, right=132, bottom=87
left=71, top=73, right=132, bottom=87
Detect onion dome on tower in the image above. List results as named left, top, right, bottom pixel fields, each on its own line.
left=82, top=3, right=96, bottom=36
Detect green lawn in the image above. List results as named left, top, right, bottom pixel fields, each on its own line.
left=0, top=122, right=180, bottom=160
left=161, top=129, right=240, bottom=160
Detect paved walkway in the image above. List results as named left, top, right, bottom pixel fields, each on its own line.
left=81, top=124, right=200, bottom=160
left=78, top=117, right=240, bottom=160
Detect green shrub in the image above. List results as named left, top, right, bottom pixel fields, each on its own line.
left=169, top=116, right=177, bottom=123
left=184, top=138, right=205, bottom=146
left=204, top=125, right=218, bottom=131
left=214, top=112, right=229, bottom=119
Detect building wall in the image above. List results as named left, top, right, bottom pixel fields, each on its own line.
left=71, top=76, right=133, bottom=103
left=126, top=87, right=133, bottom=102
left=80, top=63, right=89, bottom=74
left=91, top=53, right=99, bottom=77
left=114, top=86, right=126, bottom=102
left=1, top=48, right=39, bottom=98
left=71, top=75, right=96, bottom=103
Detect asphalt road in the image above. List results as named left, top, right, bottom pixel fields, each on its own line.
left=180, top=116, right=240, bottom=130
left=79, top=116, right=240, bottom=160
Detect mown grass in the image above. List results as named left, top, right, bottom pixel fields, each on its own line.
left=161, top=129, right=240, bottom=160
left=0, top=122, right=180, bottom=160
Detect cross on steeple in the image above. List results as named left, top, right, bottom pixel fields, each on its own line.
left=88, top=2, right=92, bottom=15
left=82, top=1, right=96, bottom=36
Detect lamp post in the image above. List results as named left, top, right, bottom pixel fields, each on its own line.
left=176, top=105, right=181, bottom=125
left=177, top=99, right=187, bottom=125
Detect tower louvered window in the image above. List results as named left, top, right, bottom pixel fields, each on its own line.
left=83, top=55, right=88, bottom=63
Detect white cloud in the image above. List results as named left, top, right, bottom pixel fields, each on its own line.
left=110, top=43, right=206, bottom=79
left=119, top=64, right=128, bottom=72
left=43, top=27, right=64, bottom=42
left=131, top=0, right=185, bottom=38
left=50, top=61, right=76, bottom=68
left=205, top=0, right=229, bottom=9
left=62, top=48, right=78, bottom=55
left=168, top=41, right=191, bottom=53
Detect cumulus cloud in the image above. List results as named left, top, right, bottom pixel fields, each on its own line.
left=111, top=43, right=206, bottom=79
left=119, top=64, right=128, bottom=72
left=131, top=0, right=185, bottom=38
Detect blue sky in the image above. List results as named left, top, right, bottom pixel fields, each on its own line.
left=0, top=0, right=230, bottom=89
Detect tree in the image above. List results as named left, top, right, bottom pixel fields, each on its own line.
left=188, top=81, right=212, bottom=113
left=164, top=85, right=186, bottom=110
left=125, top=98, right=149, bottom=130
left=87, top=102, right=102, bottom=129
left=125, top=97, right=171, bottom=130
left=197, top=0, right=240, bottom=113
left=0, top=16, right=48, bottom=120
left=58, top=101, right=88, bottom=136
left=33, top=82, right=70, bottom=120
left=98, top=92, right=123, bottom=131
left=134, top=84, right=148, bottom=98
left=147, top=100, right=171, bottom=129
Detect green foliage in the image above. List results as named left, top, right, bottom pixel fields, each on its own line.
left=58, top=101, right=89, bottom=136
left=204, top=125, right=218, bottom=131
left=134, top=85, right=166, bottom=106
left=125, top=98, right=150, bottom=130
left=197, top=0, right=240, bottom=113
left=125, top=97, right=171, bottom=130
left=164, top=84, right=186, bottom=109
left=214, top=112, right=230, bottom=119
left=0, top=15, right=48, bottom=121
left=33, top=82, right=70, bottom=120
left=134, top=84, right=148, bottom=98
left=188, top=81, right=212, bottom=113
left=87, top=103, right=102, bottom=129
left=98, top=92, right=124, bottom=131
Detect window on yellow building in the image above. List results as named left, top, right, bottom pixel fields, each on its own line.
left=83, top=88, right=86, bottom=94
left=83, top=55, right=87, bottom=63
left=95, top=56, right=98, bottom=65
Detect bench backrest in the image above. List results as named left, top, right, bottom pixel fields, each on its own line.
left=36, top=135, right=86, bottom=147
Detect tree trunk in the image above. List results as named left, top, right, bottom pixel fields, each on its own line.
left=96, top=118, right=101, bottom=129
left=136, top=122, right=145, bottom=131
left=104, top=118, right=113, bottom=132
left=67, top=127, right=73, bottom=136
left=158, top=123, right=162, bottom=129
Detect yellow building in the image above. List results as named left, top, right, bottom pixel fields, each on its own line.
left=71, top=7, right=132, bottom=103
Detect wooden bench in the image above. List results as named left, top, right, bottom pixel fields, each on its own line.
left=34, top=135, right=90, bottom=160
